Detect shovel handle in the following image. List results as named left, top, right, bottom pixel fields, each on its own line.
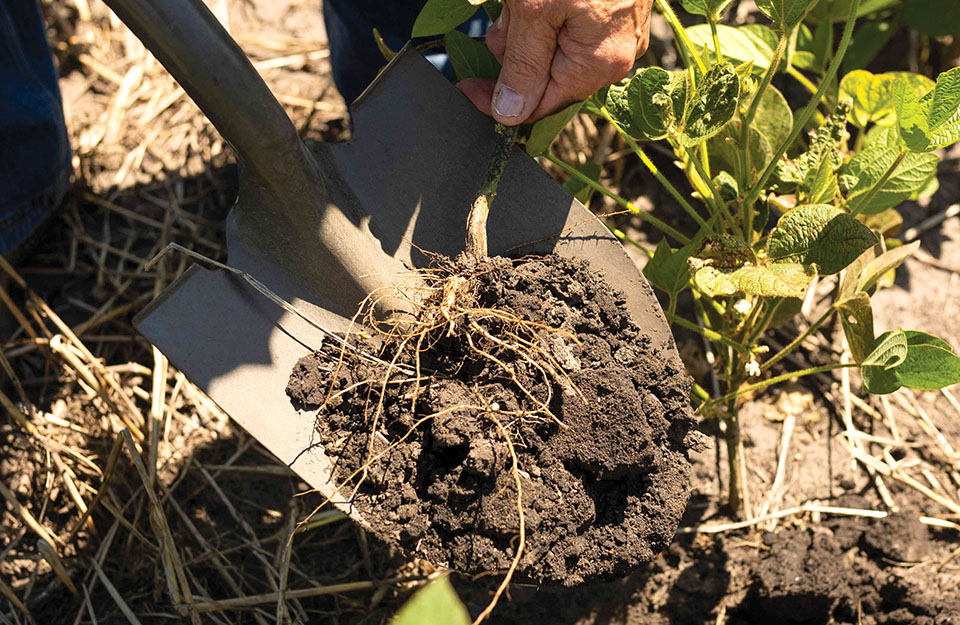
left=102, top=0, right=313, bottom=191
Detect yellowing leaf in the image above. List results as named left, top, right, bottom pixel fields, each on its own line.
left=693, top=263, right=815, bottom=298
left=894, top=66, right=960, bottom=153
left=843, top=147, right=938, bottom=215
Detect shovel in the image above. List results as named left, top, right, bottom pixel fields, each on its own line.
left=112, top=0, right=681, bottom=556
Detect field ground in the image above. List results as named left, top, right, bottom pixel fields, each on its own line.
left=2, top=0, right=959, bottom=623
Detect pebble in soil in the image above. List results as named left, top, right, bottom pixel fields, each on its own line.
left=286, top=254, right=700, bottom=586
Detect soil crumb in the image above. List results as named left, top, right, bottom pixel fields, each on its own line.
left=286, top=254, right=698, bottom=586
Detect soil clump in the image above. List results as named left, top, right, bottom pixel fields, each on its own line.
left=286, top=254, right=699, bottom=586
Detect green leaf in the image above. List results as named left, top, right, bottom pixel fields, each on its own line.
left=837, top=293, right=875, bottom=363
left=840, top=70, right=935, bottom=128
left=801, top=153, right=839, bottom=204
left=393, top=577, right=471, bottom=625
left=563, top=162, right=601, bottom=204
left=777, top=102, right=850, bottom=186
left=680, top=0, right=734, bottom=19
left=373, top=28, right=398, bottom=62
left=809, top=19, right=833, bottom=73
left=842, top=21, right=896, bottom=74
left=768, top=296, right=804, bottom=328
left=712, top=170, right=740, bottom=203
left=767, top=204, right=877, bottom=274
left=604, top=80, right=643, bottom=138
left=482, top=0, right=503, bottom=21
left=895, top=331, right=960, bottom=390
left=687, top=24, right=776, bottom=71
left=862, top=124, right=900, bottom=149
left=444, top=30, right=500, bottom=81
left=902, top=0, right=960, bottom=37
left=861, top=330, right=960, bottom=394
left=748, top=84, right=793, bottom=150
left=526, top=101, right=583, bottom=156
left=755, top=0, right=818, bottom=32
left=644, top=239, right=692, bottom=295
left=894, top=66, right=960, bottom=153
left=412, top=0, right=478, bottom=37
left=863, top=329, right=908, bottom=368
left=806, top=0, right=899, bottom=22
left=708, top=122, right=773, bottom=188
left=692, top=262, right=815, bottom=298
left=678, top=64, right=740, bottom=147
left=627, top=67, right=688, bottom=141
left=843, top=147, right=939, bottom=215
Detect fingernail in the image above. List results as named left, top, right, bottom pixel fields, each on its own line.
left=494, top=85, right=524, bottom=118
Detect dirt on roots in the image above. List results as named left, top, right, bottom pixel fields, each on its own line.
left=286, top=253, right=700, bottom=586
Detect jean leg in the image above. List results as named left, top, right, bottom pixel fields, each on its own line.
left=0, top=0, right=71, bottom=255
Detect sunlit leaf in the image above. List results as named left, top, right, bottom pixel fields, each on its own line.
left=894, top=67, right=960, bottom=153
left=692, top=262, right=815, bottom=298
left=393, top=577, right=471, bottom=625
left=412, top=0, right=478, bottom=37
left=837, top=293, right=875, bottom=363
left=843, top=147, right=938, bottom=214
left=767, top=204, right=877, bottom=274
left=687, top=24, right=776, bottom=71
left=839, top=241, right=919, bottom=300
left=861, top=330, right=960, bottom=394
left=708, top=122, right=773, bottom=188
left=839, top=70, right=934, bottom=128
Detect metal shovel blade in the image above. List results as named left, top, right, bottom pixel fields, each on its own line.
left=112, top=0, right=680, bottom=538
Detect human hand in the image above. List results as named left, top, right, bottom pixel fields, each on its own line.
left=458, top=0, right=653, bottom=125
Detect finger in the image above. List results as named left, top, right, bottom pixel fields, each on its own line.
left=491, top=2, right=561, bottom=125
left=527, top=29, right=637, bottom=121
left=485, top=2, right=509, bottom=62
left=635, top=0, right=654, bottom=57
left=457, top=78, right=495, bottom=116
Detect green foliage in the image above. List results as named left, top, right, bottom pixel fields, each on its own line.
left=755, top=0, right=818, bottom=33
left=562, top=162, right=601, bottom=204
left=840, top=70, right=935, bottom=128
left=444, top=30, right=500, bottom=81
left=895, top=67, right=960, bottom=153
left=627, top=68, right=688, bottom=140
left=411, top=0, right=478, bottom=38
left=687, top=24, right=779, bottom=71
left=692, top=262, right=816, bottom=298
left=862, top=331, right=960, bottom=394
left=902, top=0, right=960, bottom=37
left=527, top=102, right=584, bottom=156
left=843, top=147, right=939, bottom=214
left=680, top=0, right=735, bottom=20
left=644, top=239, right=693, bottom=296
left=679, top=64, right=741, bottom=146
left=767, top=204, right=877, bottom=274
left=392, top=577, right=471, bottom=625
left=837, top=293, right=875, bottom=363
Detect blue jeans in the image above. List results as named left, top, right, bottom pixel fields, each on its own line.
left=0, top=0, right=71, bottom=255
left=0, top=1, right=486, bottom=255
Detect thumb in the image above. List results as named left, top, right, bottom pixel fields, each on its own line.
left=491, top=5, right=559, bottom=125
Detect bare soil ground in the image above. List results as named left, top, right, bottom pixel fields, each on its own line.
left=1, top=1, right=959, bottom=623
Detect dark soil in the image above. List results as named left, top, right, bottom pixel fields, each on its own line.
left=449, top=501, right=960, bottom=624
left=286, top=254, right=699, bottom=586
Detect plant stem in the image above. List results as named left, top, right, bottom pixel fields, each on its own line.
left=725, top=397, right=748, bottom=517
left=596, top=109, right=716, bottom=233
left=683, top=142, right=743, bottom=238
left=760, top=305, right=834, bottom=373
left=704, top=362, right=858, bottom=408
left=545, top=154, right=692, bottom=245
left=741, top=0, right=862, bottom=213
left=467, top=124, right=518, bottom=257
left=709, top=18, right=723, bottom=63
left=657, top=0, right=707, bottom=75
left=739, top=34, right=788, bottom=235
left=848, top=149, right=906, bottom=217
left=665, top=311, right=751, bottom=356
